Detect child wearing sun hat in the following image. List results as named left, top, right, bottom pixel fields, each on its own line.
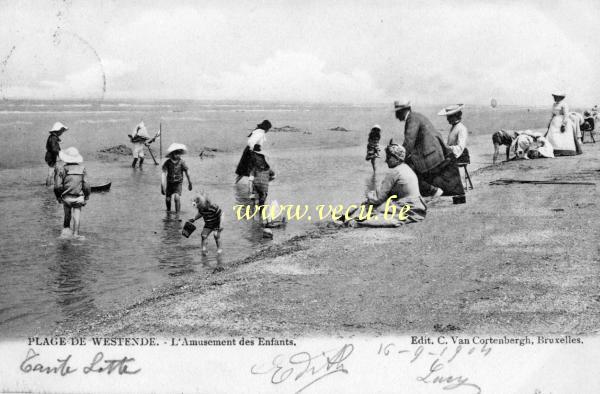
left=53, top=147, right=90, bottom=239
left=161, top=143, right=193, bottom=214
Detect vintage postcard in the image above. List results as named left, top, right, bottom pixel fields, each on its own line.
left=0, top=0, right=599, bottom=393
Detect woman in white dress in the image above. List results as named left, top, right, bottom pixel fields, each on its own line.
left=544, top=92, right=578, bottom=156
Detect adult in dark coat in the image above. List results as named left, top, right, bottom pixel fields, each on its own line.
left=394, top=100, right=464, bottom=197
left=45, top=122, right=68, bottom=186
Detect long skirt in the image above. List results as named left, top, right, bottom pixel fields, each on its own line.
left=545, top=115, right=577, bottom=156
left=412, top=161, right=465, bottom=197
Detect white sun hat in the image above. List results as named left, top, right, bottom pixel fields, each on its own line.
left=438, top=104, right=464, bottom=116
left=372, top=124, right=381, bottom=130
left=58, top=147, right=83, bottom=164
left=393, top=100, right=411, bottom=111
left=49, top=122, right=68, bottom=133
left=134, top=121, right=150, bottom=139
left=166, top=143, right=188, bottom=156
left=552, top=90, right=566, bottom=97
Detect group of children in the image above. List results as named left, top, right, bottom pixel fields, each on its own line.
left=45, top=121, right=225, bottom=254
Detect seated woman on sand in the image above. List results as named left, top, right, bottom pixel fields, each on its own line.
left=346, top=141, right=427, bottom=227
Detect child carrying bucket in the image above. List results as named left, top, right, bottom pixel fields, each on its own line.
left=161, top=143, right=192, bottom=214
left=53, top=147, right=91, bottom=240
left=185, top=192, right=223, bottom=255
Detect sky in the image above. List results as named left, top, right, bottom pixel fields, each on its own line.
left=0, top=0, right=598, bottom=105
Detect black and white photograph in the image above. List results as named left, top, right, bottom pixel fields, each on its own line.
left=1, top=1, right=599, bottom=393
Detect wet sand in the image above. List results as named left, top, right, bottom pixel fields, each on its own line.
left=58, top=138, right=600, bottom=337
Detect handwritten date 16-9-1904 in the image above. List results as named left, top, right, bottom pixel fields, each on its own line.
left=20, top=348, right=141, bottom=376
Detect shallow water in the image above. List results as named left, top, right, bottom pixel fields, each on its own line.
left=0, top=100, right=551, bottom=335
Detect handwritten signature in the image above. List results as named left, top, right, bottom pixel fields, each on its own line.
left=378, top=342, right=489, bottom=393
left=20, top=348, right=141, bottom=376
left=250, top=343, right=354, bottom=393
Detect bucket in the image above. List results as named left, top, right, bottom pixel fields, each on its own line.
left=453, top=195, right=466, bottom=204
left=182, top=221, right=196, bottom=238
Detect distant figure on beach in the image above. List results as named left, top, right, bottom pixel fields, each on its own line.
left=189, top=192, right=223, bottom=255
left=582, top=111, right=595, bottom=132
left=438, top=104, right=469, bottom=164
left=128, top=121, right=150, bottom=168
left=492, top=129, right=519, bottom=164
left=53, top=147, right=90, bottom=240
left=544, top=91, right=579, bottom=156
left=162, top=143, right=192, bottom=214
left=394, top=100, right=464, bottom=199
left=365, top=125, right=381, bottom=171
left=44, top=122, right=68, bottom=186
left=249, top=144, right=275, bottom=211
left=235, top=120, right=272, bottom=183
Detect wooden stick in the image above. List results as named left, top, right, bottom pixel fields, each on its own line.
left=159, top=122, right=162, bottom=159
left=145, top=144, right=159, bottom=165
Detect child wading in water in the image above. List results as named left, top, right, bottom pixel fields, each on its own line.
left=189, top=192, right=223, bottom=255
left=161, top=143, right=192, bottom=214
left=365, top=125, right=381, bottom=171
left=249, top=144, right=275, bottom=211
left=53, top=147, right=90, bottom=240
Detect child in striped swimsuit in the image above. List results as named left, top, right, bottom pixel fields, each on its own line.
left=190, top=192, right=223, bottom=255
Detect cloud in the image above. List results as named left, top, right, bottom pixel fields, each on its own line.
left=196, top=51, right=386, bottom=102
left=1, top=1, right=599, bottom=105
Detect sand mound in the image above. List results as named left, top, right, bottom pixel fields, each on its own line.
left=329, top=126, right=350, bottom=132
left=99, top=144, right=132, bottom=155
left=271, top=125, right=303, bottom=133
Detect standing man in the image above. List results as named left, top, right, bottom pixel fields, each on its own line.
left=394, top=100, right=464, bottom=198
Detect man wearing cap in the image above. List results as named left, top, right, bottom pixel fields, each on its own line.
left=394, top=100, right=464, bottom=198
left=45, top=122, right=68, bottom=186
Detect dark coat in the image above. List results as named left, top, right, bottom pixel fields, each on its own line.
left=402, top=112, right=448, bottom=173
left=45, top=133, right=61, bottom=167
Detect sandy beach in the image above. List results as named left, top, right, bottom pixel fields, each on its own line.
left=56, top=139, right=600, bottom=338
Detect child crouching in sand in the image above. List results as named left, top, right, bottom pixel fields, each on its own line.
left=189, top=192, right=223, bottom=255
left=53, top=147, right=90, bottom=239
left=161, top=143, right=192, bottom=214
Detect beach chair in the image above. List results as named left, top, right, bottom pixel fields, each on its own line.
left=582, top=127, right=595, bottom=143
left=455, top=148, right=473, bottom=190
left=457, top=163, right=473, bottom=190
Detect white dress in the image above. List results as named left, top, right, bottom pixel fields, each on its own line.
left=545, top=101, right=576, bottom=155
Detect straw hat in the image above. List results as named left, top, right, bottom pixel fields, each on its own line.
left=438, top=104, right=464, bottom=116
left=371, top=124, right=381, bottom=130
left=59, top=147, right=83, bottom=164
left=393, top=100, right=411, bottom=111
left=166, top=143, right=188, bottom=156
left=552, top=90, right=566, bottom=97
left=49, top=122, right=68, bottom=133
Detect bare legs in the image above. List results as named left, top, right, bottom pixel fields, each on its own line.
left=165, top=193, right=181, bottom=213
left=201, top=228, right=222, bottom=255
left=62, top=205, right=82, bottom=238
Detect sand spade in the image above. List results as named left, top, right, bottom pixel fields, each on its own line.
left=182, top=220, right=196, bottom=238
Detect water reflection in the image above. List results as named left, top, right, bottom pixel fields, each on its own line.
left=52, top=240, right=97, bottom=320
left=158, top=213, right=195, bottom=277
